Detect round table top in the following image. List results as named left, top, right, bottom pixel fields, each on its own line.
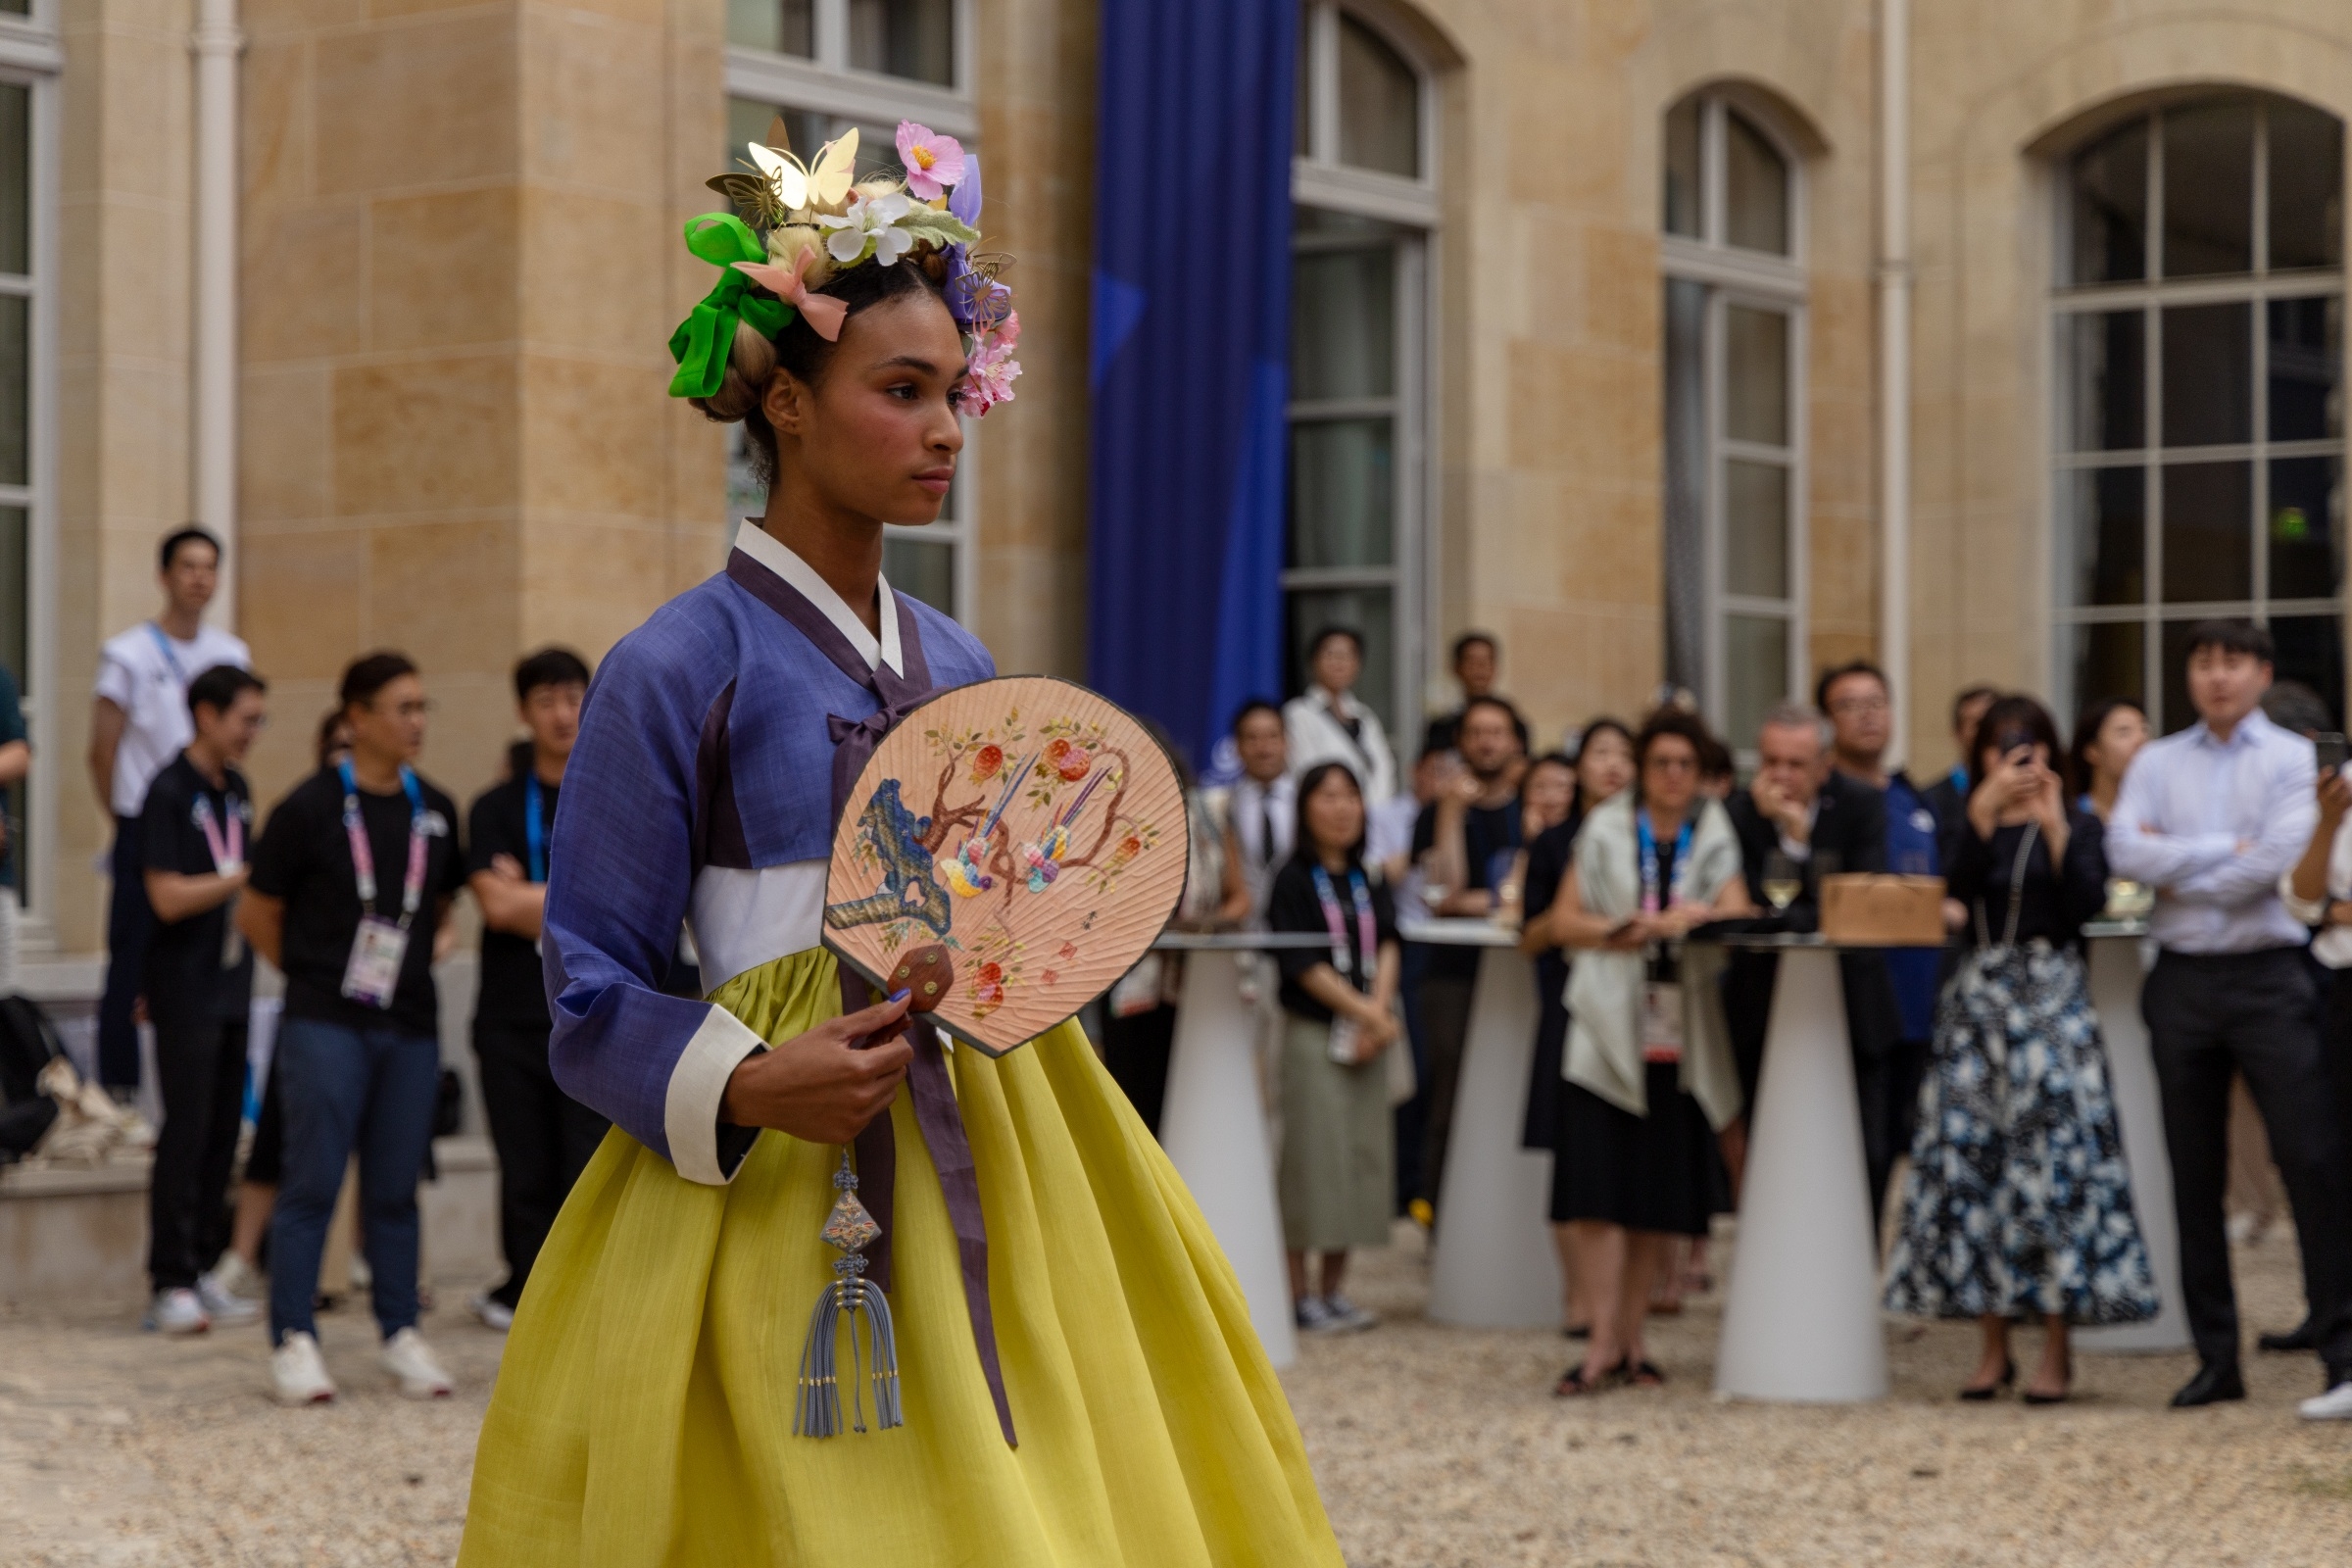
left=1150, top=928, right=1332, bottom=952
left=2081, top=918, right=2153, bottom=940
left=1709, top=931, right=1936, bottom=952
left=1398, top=916, right=1524, bottom=949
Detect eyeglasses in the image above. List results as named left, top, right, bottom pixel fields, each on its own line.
left=371, top=699, right=433, bottom=719
left=1828, top=696, right=1889, bottom=716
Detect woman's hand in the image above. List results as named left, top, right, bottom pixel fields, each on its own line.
left=718, top=993, right=916, bottom=1146
left=2320, top=766, right=2352, bottom=826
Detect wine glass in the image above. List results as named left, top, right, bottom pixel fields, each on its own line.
left=1761, top=849, right=1801, bottom=913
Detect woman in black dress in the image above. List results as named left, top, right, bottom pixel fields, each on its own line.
left=1518, top=720, right=1634, bottom=1337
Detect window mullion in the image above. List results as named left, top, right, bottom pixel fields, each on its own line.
left=814, top=0, right=848, bottom=71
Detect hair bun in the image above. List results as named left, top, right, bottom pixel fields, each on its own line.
left=690, top=319, right=777, bottom=424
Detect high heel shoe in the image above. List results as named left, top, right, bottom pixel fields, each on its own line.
left=1959, top=1358, right=2016, bottom=1401
left=2023, top=1348, right=2073, bottom=1406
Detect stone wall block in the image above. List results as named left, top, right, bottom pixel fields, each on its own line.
left=330, top=354, right=522, bottom=514
left=368, top=517, right=522, bottom=671
left=518, top=188, right=667, bottom=355
left=240, top=365, right=332, bottom=523
left=370, top=187, right=522, bottom=353
left=521, top=354, right=665, bottom=519
left=242, top=200, right=368, bottom=362
left=315, top=14, right=520, bottom=195
left=520, top=8, right=666, bottom=199
left=239, top=526, right=369, bottom=683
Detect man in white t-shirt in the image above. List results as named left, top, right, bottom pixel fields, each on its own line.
left=88, top=527, right=251, bottom=1096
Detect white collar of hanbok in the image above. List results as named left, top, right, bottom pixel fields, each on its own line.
left=734, top=518, right=904, bottom=675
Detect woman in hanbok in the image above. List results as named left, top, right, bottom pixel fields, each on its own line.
left=458, top=125, right=1345, bottom=1566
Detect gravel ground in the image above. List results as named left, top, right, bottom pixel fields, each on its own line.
left=3, top=1225, right=2347, bottom=1565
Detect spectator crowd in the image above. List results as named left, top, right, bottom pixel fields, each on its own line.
left=5, top=525, right=2350, bottom=1431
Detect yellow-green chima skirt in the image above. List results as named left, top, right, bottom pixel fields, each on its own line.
left=458, top=947, right=1346, bottom=1566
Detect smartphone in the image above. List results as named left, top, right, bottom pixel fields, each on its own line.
left=2317, top=732, right=2349, bottom=773
left=1994, top=728, right=2035, bottom=759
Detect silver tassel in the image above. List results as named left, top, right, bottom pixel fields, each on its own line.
left=794, top=1152, right=904, bottom=1437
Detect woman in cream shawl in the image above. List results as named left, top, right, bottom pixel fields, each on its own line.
left=1549, top=709, right=1750, bottom=1394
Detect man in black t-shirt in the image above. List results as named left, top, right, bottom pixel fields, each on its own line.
left=1404, top=697, right=1527, bottom=1222
left=465, top=647, right=605, bottom=1331
left=239, top=652, right=467, bottom=1407
left=138, top=663, right=267, bottom=1336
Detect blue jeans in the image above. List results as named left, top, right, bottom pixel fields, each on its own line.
left=267, top=1017, right=440, bottom=1345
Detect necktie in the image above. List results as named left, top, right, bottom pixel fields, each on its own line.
left=1259, top=790, right=1278, bottom=875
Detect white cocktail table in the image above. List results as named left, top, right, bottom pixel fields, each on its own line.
left=2074, top=920, right=2192, bottom=1353
left=1152, top=929, right=1330, bottom=1370
left=1407, top=917, right=1563, bottom=1329
left=1712, top=934, right=1888, bottom=1402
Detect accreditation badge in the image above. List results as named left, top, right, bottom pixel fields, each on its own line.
left=1640, top=982, right=1685, bottom=1063
left=341, top=915, right=410, bottom=1008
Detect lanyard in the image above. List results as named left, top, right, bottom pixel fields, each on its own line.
left=1310, top=864, right=1379, bottom=987
left=145, top=622, right=191, bottom=688
left=1947, top=764, right=1969, bottom=797
left=191, top=788, right=243, bottom=873
left=338, top=760, right=429, bottom=929
left=1634, top=811, right=1695, bottom=915
left=524, top=774, right=548, bottom=884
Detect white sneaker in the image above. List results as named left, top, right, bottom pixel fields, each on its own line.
left=209, top=1250, right=264, bottom=1300
left=270, top=1332, right=337, bottom=1406
left=196, top=1268, right=261, bottom=1325
left=379, top=1327, right=453, bottom=1399
left=1295, top=1295, right=1341, bottom=1334
left=2299, top=1380, right=2352, bottom=1421
left=468, top=1292, right=514, bottom=1333
left=1322, top=1294, right=1379, bottom=1333
left=145, top=1288, right=210, bottom=1336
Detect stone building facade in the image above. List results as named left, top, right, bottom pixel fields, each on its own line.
left=17, top=0, right=2348, bottom=964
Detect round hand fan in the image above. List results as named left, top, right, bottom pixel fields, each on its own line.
left=822, top=676, right=1190, bottom=1056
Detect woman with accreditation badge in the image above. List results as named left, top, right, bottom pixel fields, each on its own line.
left=457, top=123, right=1347, bottom=1564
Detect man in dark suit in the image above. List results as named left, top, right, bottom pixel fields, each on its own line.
left=1722, top=701, right=1904, bottom=1225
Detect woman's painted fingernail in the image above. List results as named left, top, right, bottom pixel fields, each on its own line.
left=889, top=988, right=911, bottom=1004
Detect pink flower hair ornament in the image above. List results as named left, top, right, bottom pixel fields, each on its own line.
left=730, top=249, right=849, bottom=342
left=673, top=120, right=1018, bottom=415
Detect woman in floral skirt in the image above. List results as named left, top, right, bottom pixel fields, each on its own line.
left=1885, top=695, right=2158, bottom=1403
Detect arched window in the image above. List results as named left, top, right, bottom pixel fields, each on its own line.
left=2052, top=93, right=2345, bottom=731
left=1288, top=2, right=1435, bottom=735
left=722, top=0, right=977, bottom=622
left=1660, top=91, right=1804, bottom=752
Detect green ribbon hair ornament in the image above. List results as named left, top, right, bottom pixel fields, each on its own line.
left=667, top=213, right=795, bottom=399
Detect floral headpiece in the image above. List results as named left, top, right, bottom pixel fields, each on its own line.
left=667, top=120, right=1021, bottom=416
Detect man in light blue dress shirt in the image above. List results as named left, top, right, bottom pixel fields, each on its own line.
left=2107, top=620, right=2352, bottom=1412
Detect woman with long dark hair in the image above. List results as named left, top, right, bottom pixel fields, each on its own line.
left=1267, top=760, right=1401, bottom=1334
left=1885, top=695, right=2157, bottom=1403
left=1518, top=719, right=1635, bottom=1337
left=2066, top=697, right=2148, bottom=821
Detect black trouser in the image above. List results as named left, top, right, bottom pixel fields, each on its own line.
left=2146, top=948, right=2352, bottom=1375
left=99, top=816, right=153, bottom=1090
left=473, top=1019, right=610, bottom=1309
left=1856, top=1037, right=1932, bottom=1237
left=1415, top=969, right=1478, bottom=1210
left=2328, top=970, right=2352, bottom=1191
left=1102, top=1002, right=1177, bottom=1137
left=147, top=1013, right=248, bottom=1293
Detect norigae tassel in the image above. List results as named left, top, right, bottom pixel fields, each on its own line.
left=795, top=1151, right=904, bottom=1437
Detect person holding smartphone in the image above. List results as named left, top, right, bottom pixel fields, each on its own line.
left=1268, top=760, right=1401, bottom=1336
left=1885, top=696, right=2156, bottom=1403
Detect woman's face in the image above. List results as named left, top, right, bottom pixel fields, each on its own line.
left=1311, top=636, right=1360, bottom=694
left=1303, top=771, right=1365, bottom=856
left=1522, top=759, right=1575, bottom=831
left=2090, top=707, right=2149, bottom=781
left=1577, top=731, right=1635, bottom=807
left=1641, top=735, right=1700, bottom=816
left=765, top=290, right=967, bottom=526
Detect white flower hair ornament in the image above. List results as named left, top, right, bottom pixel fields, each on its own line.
left=668, top=119, right=1021, bottom=416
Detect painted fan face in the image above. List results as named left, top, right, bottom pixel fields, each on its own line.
left=823, top=676, right=1188, bottom=1056
left=749, top=126, right=860, bottom=216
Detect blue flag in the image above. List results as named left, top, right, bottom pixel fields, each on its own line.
left=1086, top=0, right=1297, bottom=781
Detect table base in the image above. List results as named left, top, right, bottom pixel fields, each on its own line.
left=2075, top=936, right=2193, bottom=1354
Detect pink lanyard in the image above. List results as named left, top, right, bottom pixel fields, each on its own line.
left=339, top=760, right=429, bottom=930
left=1309, top=864, right=1378, bottom=986
left=191, top=792, right=242, bottom=872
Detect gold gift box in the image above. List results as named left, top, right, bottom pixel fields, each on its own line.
left=1818, top=873, right=1947, bottom=948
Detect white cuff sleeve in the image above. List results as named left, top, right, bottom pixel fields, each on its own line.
left=662, top=1004, right=767, bottom=1186
left=2278, top=868, right=2330, bottom=928
left=1778, top=832, right=1813, bottom=862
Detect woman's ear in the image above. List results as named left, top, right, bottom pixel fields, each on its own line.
left=762, top=368, right=808, bottom=440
